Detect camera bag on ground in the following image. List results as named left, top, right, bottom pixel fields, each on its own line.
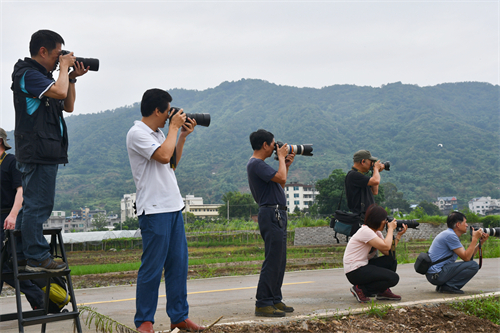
left=414, top=252, right=452, bottom=275
left=329, top=173, right=363, bottom=243
left=33, top=276, right=71, bottom=313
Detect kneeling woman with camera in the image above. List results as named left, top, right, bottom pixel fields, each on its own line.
left=343, top=204, right=407, bottom=303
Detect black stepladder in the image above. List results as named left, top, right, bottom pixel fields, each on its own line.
left=0, top=228, right=82, bottom=333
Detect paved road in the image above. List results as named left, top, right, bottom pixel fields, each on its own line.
left=1, top=258, right=499, bottom=332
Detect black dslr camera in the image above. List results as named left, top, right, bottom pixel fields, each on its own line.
left=273, top=141, right=313, bottom=160
left=387, top=217, right=419, bottom=231
left=61, top=50, right=99, bottom=71
left=370, top=161, right=391, bottom=171
left=169, top=107, right=211, bottom=127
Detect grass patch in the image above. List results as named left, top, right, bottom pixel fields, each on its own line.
left=450, top=295, right=500, bottom=325
left=71, top=262, right=141, bottom=275
left=366, top=301, right=393, bottom=318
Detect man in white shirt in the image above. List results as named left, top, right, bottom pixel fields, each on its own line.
left=126, top=88, right=205, bottom=333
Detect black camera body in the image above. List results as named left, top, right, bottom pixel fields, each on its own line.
left=382, top=161, right=391, bottom=171
left=470, top=226, right=500, bottom=237
left=274, top=141, right=313, bottom=159
left=61, top=50, right=99, bottom=71
left=387, top=217, right=419, bottom=231
left=169, top=107, right=211, bottom=127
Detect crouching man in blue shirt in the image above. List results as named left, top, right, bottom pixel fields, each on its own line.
left=426, top=211, right=489, bottom=294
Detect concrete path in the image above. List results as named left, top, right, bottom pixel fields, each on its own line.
left=1, top=258, right=499, bottom=332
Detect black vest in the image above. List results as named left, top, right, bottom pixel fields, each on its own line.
left=11, top=58, right=68, bottom=165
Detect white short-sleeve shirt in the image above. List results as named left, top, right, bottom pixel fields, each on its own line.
left=126, top=120, right=184, bottom=215
left=343, top=225, right=384, bottom=274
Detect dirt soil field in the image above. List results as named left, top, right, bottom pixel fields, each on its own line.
left=200, top=304, right=498, bottom=333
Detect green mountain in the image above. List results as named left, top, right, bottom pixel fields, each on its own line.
left=6, top=80, right=500, bottom=212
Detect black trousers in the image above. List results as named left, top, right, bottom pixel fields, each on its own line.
left=255, top=207, right=287, bottom=308
left=345, top=254, right=399, bottom=296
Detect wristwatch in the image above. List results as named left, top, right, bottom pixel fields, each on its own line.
left=69, top=78, right=77, bottom=84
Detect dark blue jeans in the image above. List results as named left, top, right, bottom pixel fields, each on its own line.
left=15, top=162, right=58, bottom=261
left=255, top=207, right=288, bottom=308
left=134, top=211, right=189, bottom=328
left=426, top=260, right=479, bottom=291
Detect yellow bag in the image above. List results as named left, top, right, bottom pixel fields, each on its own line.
left=42, top=282, right=70, bottom=309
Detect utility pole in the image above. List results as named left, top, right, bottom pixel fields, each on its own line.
left=227, top=200, right=229, bottom=221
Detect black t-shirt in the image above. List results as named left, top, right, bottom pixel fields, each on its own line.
left=1, top=153, right=22, bottom=212
left=246, top=157, right=286, bottom=206
left=345, top=169, right=375, bottom=214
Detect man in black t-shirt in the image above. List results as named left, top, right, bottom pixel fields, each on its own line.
left=247, top=129, right=295, bottom=318
left=0, top=127, right=44, bottom=310
left=345, top=150, right=386, bottom=214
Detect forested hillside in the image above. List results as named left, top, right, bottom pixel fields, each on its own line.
left=6, top=80, right=499, bottom=212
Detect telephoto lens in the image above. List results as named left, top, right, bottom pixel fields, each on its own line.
left=61, top=50, right=99, bottom=71
left=169, top=107, right=211, bottom=127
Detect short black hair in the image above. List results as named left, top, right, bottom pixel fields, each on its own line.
left=140, top=88, right=172, bottom=117
left=249, top=129, right=274, bottom=151
left=364, top=204, right=388, bottom=230
left=447, top=211, right=466, bottom=229
left=29, top=30, right=65, bottom=56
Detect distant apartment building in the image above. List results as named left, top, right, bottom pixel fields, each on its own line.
left=120, top=193, right=220, bottom=221
left=121, top=193, right=137, bottom=223
left=184, top=195, right=220, bottom=219
left=284, top=182, right=318, bottom=213
left=468, top=197, right=500, bottom=216
left=43, top=211, right=66, bottom=231
left=105, top=213, right=120, bottom=229
left=65, top=210, right=85, bottom=233
left=64, top=208, right=107, bottom=232
left=434, top=196, right=458, bottom=215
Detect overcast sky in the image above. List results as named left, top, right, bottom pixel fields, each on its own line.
left=1, top=0, right=498, bottom=131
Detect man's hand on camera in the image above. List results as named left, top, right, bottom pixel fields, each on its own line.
left=169, top=108, right=186, bottom=130
left=180, top=117, right=197, bottom=136
left=69, top=61, right=89, bottom=79
left=471, top=227, right=483, bottom=241
left=59, top=51, right=75, bottom=70
left=276, top=143, right=288, bottom=160
left=285, top=153, right=295, bottom=167
left=480, top=232, right=489, bottom=245
left=374, top=160, right=384, bottom=172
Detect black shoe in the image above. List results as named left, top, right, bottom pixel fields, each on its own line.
left=439, top=285, right=464, bottom=294
left=255, top=305, right=286, bottom=317
left=274, top=302, right=294, bottom=313
left=17, top=259, right=27, bottom=270
left=26, top=258, right=66, bottom=272
left=435, top=285, right=441, bottom=292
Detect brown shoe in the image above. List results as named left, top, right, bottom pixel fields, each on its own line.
left=137, top=321, right=154, bottom=333
left=171, top=318, right=206, bottom=332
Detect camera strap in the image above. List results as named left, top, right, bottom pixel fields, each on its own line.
left=170, top=148, right=177, bottom=170
left=0, top=152, right=7, bottom=165
left=478, top=241, right=483, bottom=269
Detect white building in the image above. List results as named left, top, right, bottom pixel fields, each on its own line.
left=120, top=193, right=220, bottom=221
left=44, top=211, right=66, bottom=231
left=121, top=193, right=137, bottom=223
left=469, top=197, right=500, bottom=215
left=184, top=194, right=220, bottom=219
left=284, top=182, right=318, bottom=213
left=434, top=196, right=458, bottom=215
